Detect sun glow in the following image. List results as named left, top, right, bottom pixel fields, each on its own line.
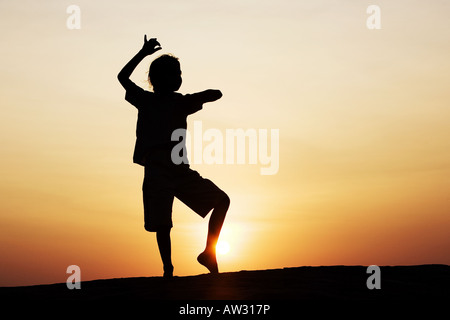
left=216, top=241, right=230, bottom=255
left=0, top=1, right=449, bottom=287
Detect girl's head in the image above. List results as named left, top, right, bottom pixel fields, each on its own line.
left=148, top=54, right=182, bottom=93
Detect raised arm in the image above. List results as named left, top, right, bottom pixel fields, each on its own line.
left=117, top=35, right=161, bottom=89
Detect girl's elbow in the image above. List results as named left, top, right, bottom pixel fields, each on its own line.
left=117, top=72, right=126, bottom=83
left=117, top=73, right=131, bottom=88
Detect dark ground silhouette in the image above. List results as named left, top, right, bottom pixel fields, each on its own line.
left=1, top=265, right=448, bottom=301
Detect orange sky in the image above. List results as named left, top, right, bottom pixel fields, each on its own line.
left=1, top=0, right=449, bottom=286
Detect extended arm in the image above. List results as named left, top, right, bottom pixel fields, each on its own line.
left=117, top=35, right=161, bottom=89
left=191, top=89, right=223, bottom=104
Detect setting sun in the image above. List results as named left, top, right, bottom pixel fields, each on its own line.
left=0, top=1, right=449, bottom=287
left=216, top=241, right=230, bottom=255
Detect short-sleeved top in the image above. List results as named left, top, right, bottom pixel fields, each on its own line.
left=124, top=83, right=203, bottom=166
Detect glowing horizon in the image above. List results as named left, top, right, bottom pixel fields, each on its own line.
left=1, top=0, right=449, bottom=286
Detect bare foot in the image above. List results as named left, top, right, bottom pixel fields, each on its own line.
left=197, top=251, right=218, bottom=274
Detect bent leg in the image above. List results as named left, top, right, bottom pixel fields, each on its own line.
left=198, top=195, right=230, bottom=273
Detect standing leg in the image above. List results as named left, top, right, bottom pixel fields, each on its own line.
left=197, top=195, right=230, bottom=273
left=156, top=227, right=173, bottom=278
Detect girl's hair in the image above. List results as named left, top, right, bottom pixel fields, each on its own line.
left=148, top=54, right=180, bottom=90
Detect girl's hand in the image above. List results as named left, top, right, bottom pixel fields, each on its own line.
left=141, top=35, right=162, bottom=55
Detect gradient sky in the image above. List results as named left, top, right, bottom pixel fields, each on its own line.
left=1, top=0, right=449, bottom=286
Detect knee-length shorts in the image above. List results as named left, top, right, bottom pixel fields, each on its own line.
left=142, top=163, right=227, bottom=232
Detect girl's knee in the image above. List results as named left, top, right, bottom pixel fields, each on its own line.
left=219, top=193, right=230, bottom=209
